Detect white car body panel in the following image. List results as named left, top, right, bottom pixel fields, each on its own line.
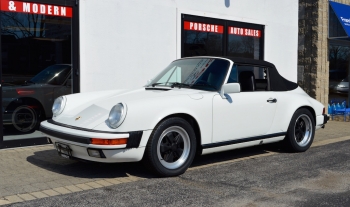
left=53, top=88, right=215, bottom=146
left=269, top=87, right=324, bottom=134
left=212, top=92, right=277, bottom=143
left=202, top=136, right=285, bottom=155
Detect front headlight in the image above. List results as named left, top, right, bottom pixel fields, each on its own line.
left=52, top=96, right=66, bottom=117
left=107, top=103, right=127, bottom=128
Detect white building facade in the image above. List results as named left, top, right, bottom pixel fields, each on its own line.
left=79, top=0, right=299, bottom=92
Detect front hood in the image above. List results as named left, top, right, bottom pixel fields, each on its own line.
left=53, top=87, right=203, bottom=129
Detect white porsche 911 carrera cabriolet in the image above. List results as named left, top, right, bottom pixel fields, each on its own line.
left=40, top=57, right=329, bottom=177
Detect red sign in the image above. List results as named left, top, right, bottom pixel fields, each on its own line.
left=228, top=26, right=261, bottom=37
left=0, top=0, right=72, bottom=17
left=184, top=21, right=223, bottom=34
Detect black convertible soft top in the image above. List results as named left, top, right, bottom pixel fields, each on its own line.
left=223, top=57, right=298, bottom=91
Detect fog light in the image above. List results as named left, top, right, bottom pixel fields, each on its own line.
left=87, top=149, right=105, bottom=158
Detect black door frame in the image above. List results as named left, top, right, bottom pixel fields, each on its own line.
left=0, top=0, right=80, bottom=148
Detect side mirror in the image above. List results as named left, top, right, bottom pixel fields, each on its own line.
left=220, top=83, right=240, bottom=99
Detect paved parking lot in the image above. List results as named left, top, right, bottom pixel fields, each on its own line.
left=0, top=120, right=349, bottom=205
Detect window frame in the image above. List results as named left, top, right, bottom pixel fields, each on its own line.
left=228, top=64, right=271, bottom=92
left=181, top=14, right=265, bottom=60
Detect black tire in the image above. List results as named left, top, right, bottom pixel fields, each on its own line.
left=11, top=105, right=40, bottom=133
left=143, top=117, right=197, bottom=177
left=284, top=108, right=315, bottom=152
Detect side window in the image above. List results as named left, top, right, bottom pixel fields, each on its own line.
left=227, top=64, right=238, bottom=83
left=236, top=65, right=270, bottom=92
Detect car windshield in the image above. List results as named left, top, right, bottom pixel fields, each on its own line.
left=147, top=58, right=230, bottom=91
left=341, top=77, right=348, bottom=82
left=30, top=65, right=71, bottom=85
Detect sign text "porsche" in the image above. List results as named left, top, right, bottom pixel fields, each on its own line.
left=184, top=21, right=224, bottom=34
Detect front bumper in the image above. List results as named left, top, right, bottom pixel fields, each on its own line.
left=40, top=120, right=151, bottom=163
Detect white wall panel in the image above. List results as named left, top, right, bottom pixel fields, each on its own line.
left=79, top=0, right=298, bottom=92
left=79, top=0, right=177, bottom=92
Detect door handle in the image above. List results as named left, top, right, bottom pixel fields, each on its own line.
left=267, top=98, right=277, bottom=103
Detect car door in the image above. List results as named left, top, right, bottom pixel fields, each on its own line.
left=212, top=65, right=278, bottom=143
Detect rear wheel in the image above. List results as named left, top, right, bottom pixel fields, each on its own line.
left=11, top=105, right=40, bottom=133
left=143, top=117, right=196, bottom=177
left=284, top=108, right=315, bottom=152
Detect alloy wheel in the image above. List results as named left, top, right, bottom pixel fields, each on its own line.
left=157, top=126, right=191, bottom=169
left=294, top=114, right=313, bottom=147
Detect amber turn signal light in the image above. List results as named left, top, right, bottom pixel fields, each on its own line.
left=90, top=138, right=128, bottom=145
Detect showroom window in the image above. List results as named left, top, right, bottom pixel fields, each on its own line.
left=0, top=0, right=79, bottom=148
left=328, top=2, right=350, bottom=106
left=182, top=14, right=264, bottom=60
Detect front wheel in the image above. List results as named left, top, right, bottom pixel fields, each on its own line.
left=143, top=117, right=197, bottom=177
left=284, top=108, right=315, bottom=152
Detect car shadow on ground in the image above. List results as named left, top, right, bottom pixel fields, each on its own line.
left=192, top=142, right=289, bottom=167
left=26, top=142, right=289, bottom=179
left=26, top=149, right=156, bottom=179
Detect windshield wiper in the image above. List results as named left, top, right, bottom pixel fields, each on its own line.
left=151, top=83, right=163, bottom=87
left=170, top=82, right=191, bottom=89
left=192, top=82, right=218, bottom=90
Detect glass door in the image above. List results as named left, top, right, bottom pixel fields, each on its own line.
left=0, top=0, right=78, bottom=147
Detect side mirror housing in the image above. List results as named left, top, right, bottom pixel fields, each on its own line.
left=220, top=83, right=240, bottom=98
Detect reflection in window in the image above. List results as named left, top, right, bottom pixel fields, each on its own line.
left=328, top=41, right=349, bottom=103
left=1, top=9, right=73, bottom=139
left=183, top=31, right=223, bottom=57
left=227, top=35, right=260, bottom=59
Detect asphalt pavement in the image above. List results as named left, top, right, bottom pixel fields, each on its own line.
left=3, top=136, right=350, bottom=206
left=0, top=120, right=349, bottom=206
